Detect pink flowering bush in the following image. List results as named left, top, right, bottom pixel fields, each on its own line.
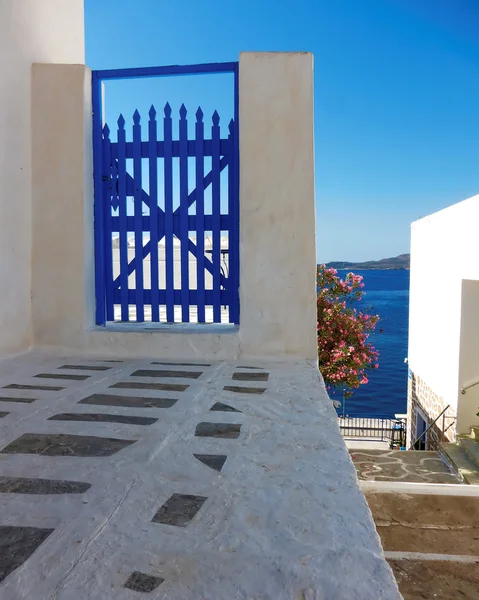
left=317, top=265, right=379, bottom=399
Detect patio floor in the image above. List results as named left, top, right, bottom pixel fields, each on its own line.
left=350, top=449, right=462, bottom=484
left=0, top=353, right=400, bottom=599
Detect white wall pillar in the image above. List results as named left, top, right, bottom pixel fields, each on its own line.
left=0, top=0, right=84, bottom=356
left=31, top=64, right=94, bottom=348
left=238, top=53, right=317, bottom=359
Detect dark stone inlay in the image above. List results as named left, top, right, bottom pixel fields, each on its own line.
left=210, top=402, right=241, bottom=413
left=0, top=476, right=91, bottom=495
left=232, top=372, right=269, bottom=382
left=3, top=384, right=64, bottom=391
left=79, top=393, right=177, bottom=409
left=152, top=493, right=207, bottom=527
left=104, top=360, right=123, bottom=362
left=223, top=385, right=266, bottom=395
left=124, top=571, right=164, bottom=593
left=237, top=366, right=264, bottom=369
left=34, top=373, right=90, bottom=381
left=152, top=361, right=211, bottom=367
left=1, top=433, right=136, bottom=457
left=193, top=453, right=227, bottom=472
left=111, top=381, right=188, bottom=392
left=195, top=422, right=241, bottom=439
left=0, top=396, right=36, bottom=404
left=0, top=526, right=54, bottom=583
left=59, top=365, right=112, bottom=371
left=0, top=412, right=8, bottom=418
left=49, top=413, right=158, bottom=426
left=131, top=369, right=201, bottom=380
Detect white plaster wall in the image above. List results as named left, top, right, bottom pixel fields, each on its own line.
left=458, top=280, right=479, bottom=433
left=0, top=0, right=84, bottom=357
left=238, top=52, right=318, bottom=360
left=31, top=54, right=317, bottom=361
left=408, top=194, right=479, bottom=432
left=31, top=64, right=93, bottom=348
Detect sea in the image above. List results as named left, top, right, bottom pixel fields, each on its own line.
left=331, top=269, right=410, bottom=417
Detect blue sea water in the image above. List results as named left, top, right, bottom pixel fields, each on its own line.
left=331, top=269, right=410, bottom=417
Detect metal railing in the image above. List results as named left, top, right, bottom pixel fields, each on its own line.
left=408, top=404, right=451, bottom=450
left=338, top=414, right=406, bottom=447
left=461, top=379, right=479, bottom=394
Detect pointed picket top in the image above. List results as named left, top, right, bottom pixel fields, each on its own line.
left=133, top=109, right=141, bottom=124
left=212, top=110, right=220, bottom=126
left=164, top=102, right=172, bottom=118
left=102, top=123, right=110, bottom=138
left=196, top=106, right=204, bottom=122
left=117, top=114, right=125, bottom=129
left=228, top=118, right=235, bottom=134
left=179, top=103, right=187, bottom=119
left=149, top=104, right=157, bottom=120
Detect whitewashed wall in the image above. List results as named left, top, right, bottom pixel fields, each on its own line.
left=30, top=53, right=318, bottom=361
left=408, top=194, right=479, bottom=434
left=0, top=0, right=84, bottom=357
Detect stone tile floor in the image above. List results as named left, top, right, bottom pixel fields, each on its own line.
left=0, top=354, right=401, bottom=599
left=351, top=449, right=462, bottom=484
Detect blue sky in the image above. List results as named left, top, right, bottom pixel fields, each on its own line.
left=85, top=0, right=479, bottom=262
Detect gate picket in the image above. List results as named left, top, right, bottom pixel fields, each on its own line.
left=211, top=111, right=221, bottom=322
left=133, top=110, right=144, bottom=322
left=148, top=106, right=160, bottom=322
left=164, top=103, right=174, bottom=323
left=195, top=107, right=205, bottom=323
left=179, top=104, right=190, bottom=322
left=117, top=115, right=129, bottom=321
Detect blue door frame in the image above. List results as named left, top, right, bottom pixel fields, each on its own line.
left=92, top=62, right=240, bottom=326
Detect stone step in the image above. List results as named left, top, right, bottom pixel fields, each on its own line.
left=439, top=442, right=479, bottom=485
left=457, top=436, right=479, bottom=468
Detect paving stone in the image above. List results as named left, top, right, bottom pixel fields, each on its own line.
left=223, top=385, right=266, bottom=395
left=0, top=525, right=54, bottom=583
left=124, top=571, right=164, bottom=592
left=195, top=422, right=242, bottom=439
left=0, top=412, right=8, bottom=418
left=232, top=372, right=269, bottom=382
left=152, top=361, right=211, bottom=367
left=3, top=384, right=64, bottom=392
left=152, top=493, right=207, bottom=527
left=111, top=381, right=188, bottom=392
left=34, top=373, right=90, bottom=381
left=79, top=394, right=177, bottom=409
left=59, top=365, right=112, bottom=371
left=48, top=413, right=158, bottom=426
left=0, top=476, right=91, bottom=494
left=0, top=396, right=36, bottom=404
left=210, top=402, right=241, bottom=413
left=193, top=454, right=227, bottom=472
left=131, top=369, right=202, bottom=379
left=0, top=433, right=136, bottom=457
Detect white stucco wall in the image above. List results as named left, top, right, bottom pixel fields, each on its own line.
left=238, top=52, right=318, bottom=360
left=31, top=54, right=317, bottom=361
left=458, top=279, right=479, bottom=433
left=0, top=0, right=84, bottom=357
left=408, top=194, right=479, bottom=433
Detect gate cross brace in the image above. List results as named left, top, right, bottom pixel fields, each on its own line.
left=109, top=158, right=230, bottom=291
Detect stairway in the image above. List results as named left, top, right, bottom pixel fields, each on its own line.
left=440, top=427, right=479, bottom=485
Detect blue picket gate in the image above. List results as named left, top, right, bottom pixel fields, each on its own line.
left=92, top=63, right=239, bottom=325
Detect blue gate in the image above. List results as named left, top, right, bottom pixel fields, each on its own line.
left=92, top=63, right=239, bottom=326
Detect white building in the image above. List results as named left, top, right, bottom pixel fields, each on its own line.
left=408, top=194, right=479, bottom=447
